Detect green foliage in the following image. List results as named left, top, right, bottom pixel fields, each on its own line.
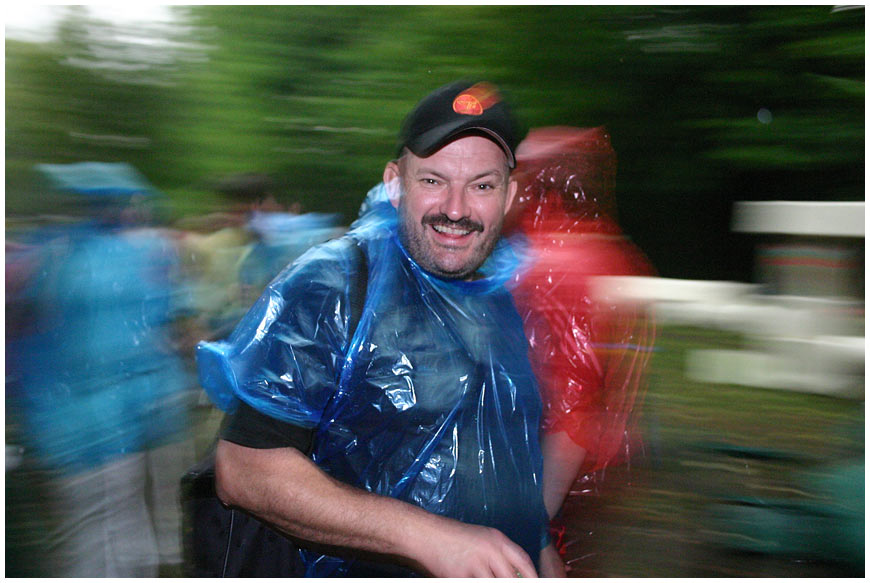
left=5, top=5, right=864, bottom=279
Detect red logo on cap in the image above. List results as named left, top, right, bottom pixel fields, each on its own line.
left=452, top=82, right=500, bottom=116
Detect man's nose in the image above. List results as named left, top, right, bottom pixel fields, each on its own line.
left=440, top=185, right=471, bottom=221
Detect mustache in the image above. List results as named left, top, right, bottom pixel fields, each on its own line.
left=421, top=214, right=484, bottom=233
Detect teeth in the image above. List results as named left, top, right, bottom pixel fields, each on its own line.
left=433, top=224, right=470, bottom=236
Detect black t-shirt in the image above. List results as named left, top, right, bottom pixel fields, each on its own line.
left=218, top=402, right=417, bottom=577
left=221, top=401, right=315, bottom=455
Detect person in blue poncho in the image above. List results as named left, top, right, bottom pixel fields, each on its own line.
left=9, top=163, right=193, bottom=577
left=197, top=80, right=562, bottom=577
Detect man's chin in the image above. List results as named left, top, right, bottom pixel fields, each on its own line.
left=426, top=241, right=500, bottom=280
left=428, top=257, right=482, bottom=281
left=432, top=268, right=473, bottom=280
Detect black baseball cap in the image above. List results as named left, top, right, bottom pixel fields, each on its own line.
left=397, top=80, right=518, bottom=168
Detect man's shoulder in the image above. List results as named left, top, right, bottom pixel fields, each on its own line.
left=298, top=235, right=364, bottom=269
left=274, top=235, right=366, bottom=291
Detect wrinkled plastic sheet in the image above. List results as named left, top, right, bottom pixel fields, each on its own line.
left=10, top=224, right=190, bottom=474
left=198, top=184, right=549, bottom=576
left=508, top=126, right=657, bottom=570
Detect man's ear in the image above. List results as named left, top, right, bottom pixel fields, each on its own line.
left=383, top=162, right=402, bottom=209
left=504, top=178, right=519, bottom=214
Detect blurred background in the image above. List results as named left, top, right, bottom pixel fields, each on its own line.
left=6, top=5, right=864, bottom=578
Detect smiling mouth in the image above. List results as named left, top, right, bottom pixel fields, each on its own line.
left=432, top=223, right=473, bottom=236
left=424, top=215, right=483, bottom=239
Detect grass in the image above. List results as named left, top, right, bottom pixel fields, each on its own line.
left=559, top=324, right=864, bottom=577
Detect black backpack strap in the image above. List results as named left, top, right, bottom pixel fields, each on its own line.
left=345, top=237, right=368, bottom=342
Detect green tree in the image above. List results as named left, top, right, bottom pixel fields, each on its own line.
left=6, top=6, right=863, bottom=279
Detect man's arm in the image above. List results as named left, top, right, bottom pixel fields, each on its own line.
left=215, top=439, right=539, bottom=578
left=538, top=542, right=567, bottom=577
left=537, top=431, right=586, bottom=578
left=541, top=430, right=587, bottom=519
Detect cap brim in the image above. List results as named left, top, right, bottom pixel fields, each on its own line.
left=406, top=121, right=516, bottom=168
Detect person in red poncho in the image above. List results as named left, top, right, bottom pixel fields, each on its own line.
left=507, top=127, right=657, bottom=573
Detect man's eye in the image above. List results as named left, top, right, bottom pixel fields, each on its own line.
left=475, top=183, right=494, bottom=191
left=421, top=178, right=439, bottom=186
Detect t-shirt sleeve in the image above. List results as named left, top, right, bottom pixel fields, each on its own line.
left=220, top=400, right=315, bottom=454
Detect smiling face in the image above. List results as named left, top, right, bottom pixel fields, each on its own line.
left=384, top=135, right=518, bottom=280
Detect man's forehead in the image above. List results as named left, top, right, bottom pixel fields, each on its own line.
left=401, top=136, right=511, bottom=176
left=411, top=164, right=508, bottom=182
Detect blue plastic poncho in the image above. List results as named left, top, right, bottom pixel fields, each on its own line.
left=10, top=163, right=190, bottom=475
left=197, top=183, right=548, bottom=576
left=11, top=222, right=190, bottom=474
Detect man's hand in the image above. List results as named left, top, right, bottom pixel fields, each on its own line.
left=538, top=542, right=566, bottom=577
left=216, top=440, right=538, bottom=577
left=410, top=517, right=538, bottom=578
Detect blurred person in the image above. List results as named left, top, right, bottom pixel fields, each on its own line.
left=173, top=173, right=278, bottom=346
left=192, top=80, right=563, bottom=577
left=173, top=174, right=340, bottom=348
left=238, top=204, right=343, bottom=308
left=7, top=163, right=194, bottom=577
left=6, top=238, right=43, bottom=384
left=6, top=239, right=40, bottom=300
left=506, top=127, right=657, bottom=573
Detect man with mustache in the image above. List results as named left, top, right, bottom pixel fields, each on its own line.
left=196, top=81, right=562, bottom=577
